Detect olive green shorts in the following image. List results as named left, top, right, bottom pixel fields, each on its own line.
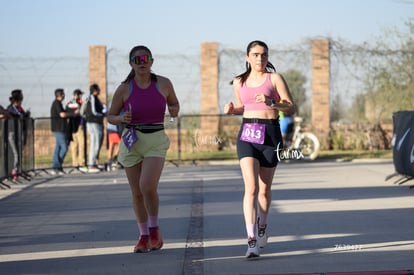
left=118, top=129, right=170, bottom=168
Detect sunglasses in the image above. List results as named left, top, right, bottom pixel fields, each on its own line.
left=131, top=54, right=153, bottom=65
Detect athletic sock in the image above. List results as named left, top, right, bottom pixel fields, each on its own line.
left=148, top=215, right=158, bottom=228
left=138, top=221, right=149, bottom=236
left=258, top=212, right=267, bottom=227
left=246, top=223, right=256, bottom=239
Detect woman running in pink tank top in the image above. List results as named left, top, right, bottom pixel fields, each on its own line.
left=224, top=40, right=296, bottom=259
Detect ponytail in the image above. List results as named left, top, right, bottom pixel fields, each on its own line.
left=122, top=69, right=135, bottom=84
left=230, top=61, right=276, bottom=86
left=122, top=69, right=157, bottom=85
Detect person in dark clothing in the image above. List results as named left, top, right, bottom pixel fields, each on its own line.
left=82, top=83, right=106, bottom=173
left=66, top=89, right=86, bottom=168
left=6, top=89, right=31, bottom=180
left=50, top=89, right=76, bottom=175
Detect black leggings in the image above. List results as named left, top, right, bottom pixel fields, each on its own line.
left=236, top=119, right=283, bottom=168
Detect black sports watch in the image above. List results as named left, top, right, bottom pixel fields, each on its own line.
left=270, top=99, right=277, bottom=108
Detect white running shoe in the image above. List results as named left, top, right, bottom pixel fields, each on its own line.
left=78, top=166, right=88, bottom=173
left=245, top=238, right=260, bottom=259
left=87, top=166, right=101, bottom=173
left=257, top=224, right=268, bottom=248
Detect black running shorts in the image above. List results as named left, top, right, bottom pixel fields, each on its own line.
left=236, top=118, right=283, bottom=168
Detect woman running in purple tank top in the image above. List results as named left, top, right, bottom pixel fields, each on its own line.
left=107, top=45, right=180, bottom=253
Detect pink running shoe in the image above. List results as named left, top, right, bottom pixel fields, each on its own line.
left=133, top=235, right=151, bottom=253
left=149, top=227, right=163, bottom=250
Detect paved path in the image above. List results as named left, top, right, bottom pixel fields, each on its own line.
left=0, top=160, right=413, bottom=275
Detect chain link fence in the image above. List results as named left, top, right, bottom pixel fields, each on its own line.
left=0, top=40, right=399, bottom=181
left=1, top=40, right=370, bottom=119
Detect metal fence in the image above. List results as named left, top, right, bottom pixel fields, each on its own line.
left=0, top=40, right=369, bottom=120
left=1, top=112, right=394, bottom=188
left=0, top=114, right=244, bottom=186
left=0, top=118, right=35, bottom=185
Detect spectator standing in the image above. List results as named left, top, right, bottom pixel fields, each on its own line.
left=6, top=89, right=31, bottom=180
left=50, top=89, right=74, bottom=175
left=279, top=110, right=294, bottom=147
left=82, top=83, right=105, bottom=173
left=66, top=89, right=86, bottom=169
left=105, top=121, right=121, bottom=170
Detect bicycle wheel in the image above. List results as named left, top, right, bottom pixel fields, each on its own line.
left=294, top=133, right=320, bottom=160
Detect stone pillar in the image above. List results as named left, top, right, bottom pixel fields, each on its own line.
left=89, top=45, right=107, bottom=105
left=199, top=42, right=220, bottom=150
left=89, top=45, right=108, bottom=154
left=311, top=39, right=330, bottom=138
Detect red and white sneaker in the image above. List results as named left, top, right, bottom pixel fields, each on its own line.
left=133, top=235, right=151, bottom=253
left=11, top=169, right=18, bottom=181
left=149, top=226, right=163, bottom=250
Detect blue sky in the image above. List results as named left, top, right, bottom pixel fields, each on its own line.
left=1, top=0, right=413, bottom=57
left=0, top=0, right=413, bottom=117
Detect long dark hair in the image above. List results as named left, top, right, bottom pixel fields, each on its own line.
left=231, top=40, right=276, bottom=85
left=9, top=89, right=23, bottom=103
left=122, top=45, right=157, bottom=84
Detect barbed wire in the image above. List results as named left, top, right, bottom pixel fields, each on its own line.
left=0, top=39, right=406, bottom=118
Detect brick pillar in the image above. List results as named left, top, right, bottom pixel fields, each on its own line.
left=199, top=42, right=219, bottom=150
left=89, top=45, right=107, bottom=105
left=311, top=39, right=330, bottom=139
left=89, top=45, right=108, bottom=154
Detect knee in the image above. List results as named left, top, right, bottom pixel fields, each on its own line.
left=258, top=188, right=269, bottom=198
left=132, top=191, right=144, bottom=202
left=245, top=185, right=258, bottom=197
left=140, top=185, right=157, bottom=197
left=258, top=184, right=272, bottom=199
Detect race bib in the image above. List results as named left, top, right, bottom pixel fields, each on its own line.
left=122, top=127, right=138, bottom=152
left=240, top=123, right=266, bottom=144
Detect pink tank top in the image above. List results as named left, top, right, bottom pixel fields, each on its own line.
left=239, top=73, right=280, bottom=111
left=124, top=79, right=166, bottom=124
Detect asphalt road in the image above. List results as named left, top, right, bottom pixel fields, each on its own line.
left=0, top=159, right=413, bottom=275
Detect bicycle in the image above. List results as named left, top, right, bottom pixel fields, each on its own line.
left=284, top=116, right=320, bottom=160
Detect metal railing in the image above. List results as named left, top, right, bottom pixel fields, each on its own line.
left=0, top=114, right=243, bottom=186
left=0, top=118, right=35, bottom=187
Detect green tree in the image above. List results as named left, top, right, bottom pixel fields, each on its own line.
left=350, top=92, right=366, bottom=123
left=360, top=19, right=414, bottom=124
left=330, top=93, right=347, bottom=122
left=283, top=69, right=307, bottom=115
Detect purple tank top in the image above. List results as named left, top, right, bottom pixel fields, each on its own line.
left=239, top=73, right=280, bottom=111
left=124, top=79, right=166, bottom=124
